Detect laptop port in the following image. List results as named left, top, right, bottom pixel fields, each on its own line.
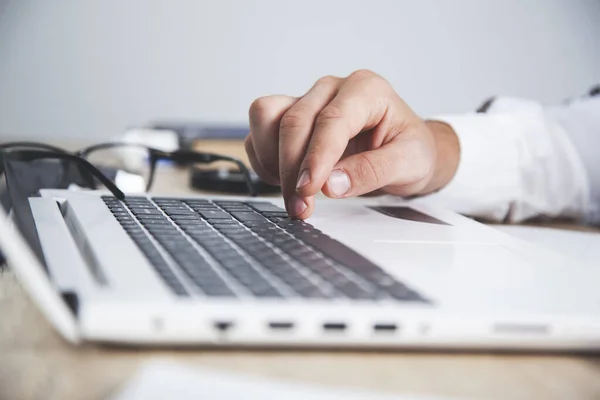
left=214, top=321, right=234, bottom=332
left=373, top=323, right=398, bottom=333
left=268, top=321, right=295, bottom=331
left=322, top=322, right=347, bottom=332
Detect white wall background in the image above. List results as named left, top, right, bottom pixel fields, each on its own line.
left=0, top=0, right=599, bottom=141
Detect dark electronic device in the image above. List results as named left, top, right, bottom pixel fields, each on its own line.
left=190, top=168, right=280, bottom=195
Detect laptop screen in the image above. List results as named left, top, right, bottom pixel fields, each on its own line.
left=0, top=162, right=80, bottom=342
left=0, top=174, right=49, bottom=270
left=0, top=155, right=80, bottom=271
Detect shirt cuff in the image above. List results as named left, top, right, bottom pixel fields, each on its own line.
left=423, top=113, right=521, bottom=221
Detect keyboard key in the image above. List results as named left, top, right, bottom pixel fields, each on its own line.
left=158, top=204, right=190, bottom=209
left=135, top=214, right=167, bottom=220
left=190, top=204, right=220, bottom=210
left=164, top=209, right=195, bottom=216
left=294, top=285, right=330, bottom=299
left=180, top=199, right=211, bottom=205
left=197, top=210, right=232, bottom=219
left=214, top=227, right=248, bottom=236
left=245, top=202, right=286, bottom=213
left=210, top=220, right=242, bottom=226
left=124, top=196, right=149, bottom=201
left=139, top=219, right=173, bottom=226
left=230, top=211, right=266, bottom=222
left=223, top=207, right=253, bottom=213
left=252, top=286, right=284, bottom=298
left=262, top=212, right=289, bottom=218
left=201, top=284, right=236, bottom=297
left=152, top=197, right=184, bottom=203
left=131, top=208, right=163, bottom=215
left=240, top=221, right=272, bottom=229
left=175, top=218, right=207, bottom=225
left=126, top=201, right=155, bottom=207
left=169, top=215, right=203, bottom=221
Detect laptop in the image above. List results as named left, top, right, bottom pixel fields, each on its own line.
left=2, top=189, right=600, bottom=350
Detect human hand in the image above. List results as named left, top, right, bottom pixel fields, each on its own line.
left=244, top=70, right=459, bottom=219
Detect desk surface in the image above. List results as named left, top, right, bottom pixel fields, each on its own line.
left=2, top=140, right=600, bottom=400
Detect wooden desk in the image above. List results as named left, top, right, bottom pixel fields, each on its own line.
left=2, top=140, right=600, bottom=400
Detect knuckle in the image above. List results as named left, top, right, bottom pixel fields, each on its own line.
left=349, top=69, right=389, bottom=91
left=353, top=153, right=386, bottom=187
left=279, top=112, right=304, bottom=135
left=248, top=96, right=275, bottom=126
left=316, top=104, right=344, bottom=123
left=314, top=104, right=346, bottom=133
left=279, top=109, right=307, bottom=134
left=315, top=75, right=339, bottom=88
left=349, top=69, right=376, bottom=81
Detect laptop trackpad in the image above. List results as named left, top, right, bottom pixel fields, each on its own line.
left=365, top=240, right=600, bottom=313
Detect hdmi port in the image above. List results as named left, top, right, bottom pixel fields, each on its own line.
left=268, top=322, right=295, bottom=330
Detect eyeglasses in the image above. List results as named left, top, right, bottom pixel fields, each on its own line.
left=0, top=141, right=257, bottom=212
left=0, top=145, right=125, bottom=212
left=75, top=142, right=256, bottom=195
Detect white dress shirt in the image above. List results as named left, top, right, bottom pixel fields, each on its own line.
left=428, top=95, right=600, bottom=225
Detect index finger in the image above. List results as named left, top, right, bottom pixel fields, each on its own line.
left=295, top=71, right=393, bottom=198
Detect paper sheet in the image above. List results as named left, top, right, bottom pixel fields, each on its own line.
left=111, top=360, right=463, bottom=400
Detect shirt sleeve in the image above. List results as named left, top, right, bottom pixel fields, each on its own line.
left=423, top=97, right=592, bottom=223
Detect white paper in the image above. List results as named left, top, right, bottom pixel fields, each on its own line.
left=111, top=360, right=464, bottom=400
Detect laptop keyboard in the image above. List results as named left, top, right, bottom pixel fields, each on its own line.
left=102, top=196, right=428, bottom=303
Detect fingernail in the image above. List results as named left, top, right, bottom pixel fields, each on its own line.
left=328, top=169, right=350, bottom=197
left=296, top=169, right=310, bottom=190
left=288, top=195, right=307, bottom=216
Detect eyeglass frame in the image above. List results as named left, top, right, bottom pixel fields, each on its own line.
left=0, top=141, right=257, bottom=196
left=0, top=148, right=126, bottom=200
left=75, top=142, right=257, bottom=195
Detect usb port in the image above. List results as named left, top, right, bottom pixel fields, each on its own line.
left=268, top=321, right=295, bottom=330
left=373, top=323, right=398, bottom=333
left=322, top=322, right=347, bottom=332
left=214, top=321, right=234, bottom=332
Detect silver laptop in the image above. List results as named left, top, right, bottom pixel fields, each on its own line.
left=2, top=189, right=600, bottom=350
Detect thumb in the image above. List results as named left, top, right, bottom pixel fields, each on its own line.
left=322, top=141, right=425, bottom=198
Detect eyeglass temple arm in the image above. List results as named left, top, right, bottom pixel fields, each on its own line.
left=0, top=142, right=70, bottom=175
left=0, top=141, right=68, bottom=153
left=166, top=150, right=258, bottom=196
left=5, top=150, right=125, bottom=200
left=228, top=158, right=258, bottom=197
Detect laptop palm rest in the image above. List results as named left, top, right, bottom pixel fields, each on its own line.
left=29, top=197, right=102, bottom=292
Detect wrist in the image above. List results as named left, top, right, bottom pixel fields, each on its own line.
left=419, top=120, right=460, bottom=195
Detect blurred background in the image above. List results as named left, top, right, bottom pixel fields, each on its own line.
left=0, top=0, right=599, bottom=141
